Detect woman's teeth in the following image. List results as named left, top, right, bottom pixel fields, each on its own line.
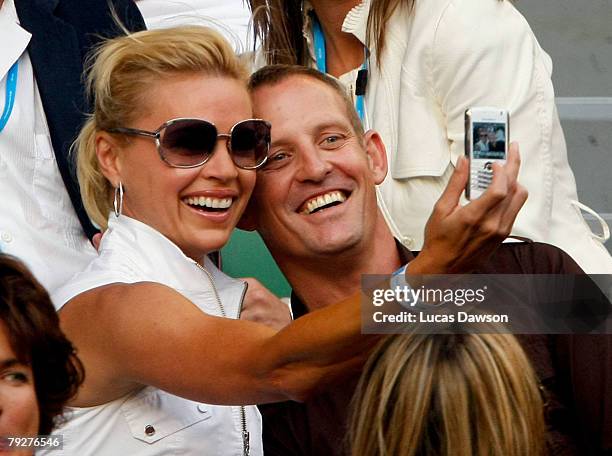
left=184, top=196, right=233, bottom=210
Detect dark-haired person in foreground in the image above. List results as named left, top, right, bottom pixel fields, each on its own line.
left=242, top=65, right=612, bottom=455
left=0, top=255, right=83, bottom=453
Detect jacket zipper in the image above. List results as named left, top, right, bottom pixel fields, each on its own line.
left=194, top=261, right=250, bottom=456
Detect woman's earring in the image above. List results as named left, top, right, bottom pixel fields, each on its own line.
left=113, top=182, right=124, bottom=218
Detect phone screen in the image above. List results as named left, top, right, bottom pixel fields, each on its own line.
left=472, top=121, right=506, bottom=159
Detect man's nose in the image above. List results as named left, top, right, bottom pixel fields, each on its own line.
left=295, top=146, right=333, bottom=182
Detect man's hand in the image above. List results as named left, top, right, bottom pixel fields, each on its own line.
left=239, top=278, right=292, bottom=330
left=408, top=143, right=528, bottom=274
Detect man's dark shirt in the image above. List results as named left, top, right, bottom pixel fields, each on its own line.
left=260, top=242, right=612, bottom=455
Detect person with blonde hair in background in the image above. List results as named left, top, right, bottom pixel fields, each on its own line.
left=349, top=332, right=546, bottom=456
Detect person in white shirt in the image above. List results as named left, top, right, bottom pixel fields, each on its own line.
left=0, top=0, right=145, bottom=293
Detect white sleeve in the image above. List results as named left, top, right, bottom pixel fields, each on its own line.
left=51, top=256, right=141, bottom=311
left=430, top=0, right=560, bottom=241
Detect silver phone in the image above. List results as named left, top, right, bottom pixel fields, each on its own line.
left=465, top=107, right=509, bottom=200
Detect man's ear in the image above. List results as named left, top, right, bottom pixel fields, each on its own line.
left=237, top=195, right=259, bottom=231
left=95, top=131, right=123, bottom=187
left=363, top=130, right=388, bottom=185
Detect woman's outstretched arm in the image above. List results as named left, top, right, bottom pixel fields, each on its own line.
left=59, top=280, right=374, bottom=407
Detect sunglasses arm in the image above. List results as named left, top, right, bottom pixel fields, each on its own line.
left=107, top=127, right=159, bottom=139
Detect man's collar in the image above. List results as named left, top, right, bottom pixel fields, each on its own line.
left=290, top=238, right=416, bottom=318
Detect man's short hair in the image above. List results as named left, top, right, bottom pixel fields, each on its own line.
left=248, top=65, right=365, bottom=137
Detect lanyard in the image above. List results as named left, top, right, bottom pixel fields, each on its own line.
left=0, top=61, right=18, bottom=133
left=310, top=12, right=368, bottom=125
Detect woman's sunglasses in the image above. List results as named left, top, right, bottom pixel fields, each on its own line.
left=107, top=118, right=271, bottom=170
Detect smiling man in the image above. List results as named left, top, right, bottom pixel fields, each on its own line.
left=243, top=66, right=530, bottom=308
left=242, top=65, right=611, bottom=455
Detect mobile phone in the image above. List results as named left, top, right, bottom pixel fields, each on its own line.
left=465, top=107, right=509, bottom=200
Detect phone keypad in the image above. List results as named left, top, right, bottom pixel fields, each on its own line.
left=473, top=162, right=493, bottom=190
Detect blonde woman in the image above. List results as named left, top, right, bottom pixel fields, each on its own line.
left=349, top=332, right=546, bottom=456
left=45, top=27, right=388, bottom=456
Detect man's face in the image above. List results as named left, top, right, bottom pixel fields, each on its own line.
left=247, top=76, right=387, bottom=261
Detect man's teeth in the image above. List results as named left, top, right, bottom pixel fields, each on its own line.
left=184, top=196, right=232, bottom=209
left=302, top=191, right=347, bottom=214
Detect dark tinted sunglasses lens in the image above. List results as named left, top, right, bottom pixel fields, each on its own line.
left=230, top=120, right=270, bottom=168
left=160, top=120, right=217, bottom=166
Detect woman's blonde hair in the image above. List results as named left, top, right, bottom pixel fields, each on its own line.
left=349, top=332, right=546, bottom=456
left=76, top=26, right=249, bottom=229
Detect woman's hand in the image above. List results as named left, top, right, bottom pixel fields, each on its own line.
left=408, top=143, right=528, bottom=275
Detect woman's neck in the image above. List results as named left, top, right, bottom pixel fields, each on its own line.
left=310, top=0, right=365, bottom=77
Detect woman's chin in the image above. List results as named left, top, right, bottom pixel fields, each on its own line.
left=179, top=231, right=232, bottom=260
